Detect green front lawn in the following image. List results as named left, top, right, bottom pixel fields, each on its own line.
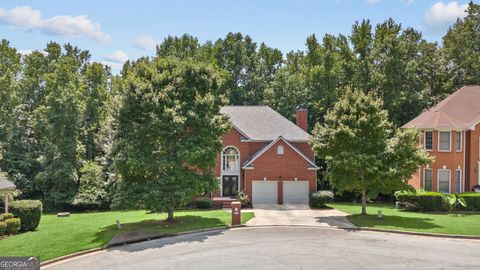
left=0, top=209, right=254, bottom=261
left=329, top=202, right=480, bottom=236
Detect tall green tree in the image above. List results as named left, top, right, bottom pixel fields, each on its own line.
left=33, top=43, right=89, bottom=208
left=79, top=63, right=111, bottom=161
left=112, top=57, right=230, bottom=221
left=311, top=89, right=431, bottom=215
left=443, top=1, right=480, bottom=88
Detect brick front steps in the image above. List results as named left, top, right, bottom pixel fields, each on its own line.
left=212, top=197, right=239, bottom=209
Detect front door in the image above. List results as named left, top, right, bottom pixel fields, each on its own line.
left=222, top=175, right=238, bottom=197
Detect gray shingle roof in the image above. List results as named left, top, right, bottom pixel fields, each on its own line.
left=220, top=106, right=310, bottom=141
left=0, top=175, right=15, bottom=190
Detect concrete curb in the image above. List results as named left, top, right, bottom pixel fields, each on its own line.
left=41, top=248, right=104, bottom=267
left=41, top=224, right=479, bottom=267
left=246, top=224, right=480, bottom=240
left=41, top=226, right=234, bottom=267
left=350, top=227, right=480, bottom=240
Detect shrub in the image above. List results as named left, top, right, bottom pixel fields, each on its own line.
left=0, top=221, right=6, bottom=236
left=9, top=200, right=43, bottom=231
left=394, top=190, right=445, bottom=212
left=194, top=197, right=213, bottom=209
left=310, top=191, right=334, bottom=208
left=4, top=218, right=21, bottom=234
left=458, top=192, right=480, bottom=211
left=445, top=194, right=467, bottom=212
left=236, top=190, right=250, bottom=207
left=0, top=213, right=14, bottom=221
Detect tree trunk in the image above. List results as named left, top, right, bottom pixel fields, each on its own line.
left=361, top=188, right=367, bottom=215
left=166, top=210, right=174, bottom=222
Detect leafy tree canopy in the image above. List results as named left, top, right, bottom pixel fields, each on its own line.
left=112, top=57, right=230, bottom=220
left=312, top=88, right=431, bottom=214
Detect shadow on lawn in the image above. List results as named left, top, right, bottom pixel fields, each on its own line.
left=93, top=215, right=227, bottom=249
left=348, top=214, right=442, bottom=230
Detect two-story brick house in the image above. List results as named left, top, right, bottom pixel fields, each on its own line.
left=403, top=85, right=480, bottom=193
left=211, top=105, right=319, bottom=206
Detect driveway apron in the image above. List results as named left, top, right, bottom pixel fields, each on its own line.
left=246, top=204, right=355, bottom=228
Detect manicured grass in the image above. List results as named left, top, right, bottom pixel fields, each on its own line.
left=0, top=209, right=254, bottom=261
left=329, top=202, right=480, bottom=236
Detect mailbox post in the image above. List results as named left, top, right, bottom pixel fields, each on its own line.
left=231, top=201, right=241, bottom=226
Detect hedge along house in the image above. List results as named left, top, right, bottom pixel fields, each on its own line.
left=403, top=85, right=480, bottom=193
left=0, top=175, right=16, bottom=213
left=212, top=105, right=319, bottom=206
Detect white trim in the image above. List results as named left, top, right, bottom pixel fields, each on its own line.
left=241, top=136, right=320, bottom=170
left=478, top=161, right=480, bottom=186
left=230, top=124, right=251, bottom=140
left=455, top=131, right=462, bottom=152
left=220, top=146, right=241, bottom=197
left=277, top=145, right=285, bottom=155
left=437, top=169, right=451, bottom=194
left=424, top=130, right=433, bottom=151
left=240, top=139, right=310, bottom=143
left=468, top=119, right=480, bottom=130
left=455, top=169, right=462, bottom=193
left=221, top=146, right=240, bottom=173
left=438, top=131, right=451, bottom=152
left=423, top=168, right=433, bottom=191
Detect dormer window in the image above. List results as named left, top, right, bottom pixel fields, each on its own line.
left=277, top=145, right=284, bottom=155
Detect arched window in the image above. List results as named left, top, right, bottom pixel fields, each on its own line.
left=277, top=145, right=284, bottom=155
left=222, top=146, right=240, bottom=172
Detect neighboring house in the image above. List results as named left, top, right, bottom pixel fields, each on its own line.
left=212, top=105, right=319, bottom=206
left=403, top=85, right=480, bottom=193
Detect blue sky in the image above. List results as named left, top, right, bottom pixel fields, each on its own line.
left=0, top=0, right=474, bottom=71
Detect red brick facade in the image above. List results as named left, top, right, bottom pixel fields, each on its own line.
left=212, top=128, right=317, bottom=204
left=409, top=124, right=480, bottom=193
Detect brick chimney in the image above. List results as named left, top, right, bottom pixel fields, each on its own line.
left=295, top=104, right=308, bottom=132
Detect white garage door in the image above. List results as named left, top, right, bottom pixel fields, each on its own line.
left=252, top=181, right=278, bottom=205
left=283, top=181, right=309, bottom=204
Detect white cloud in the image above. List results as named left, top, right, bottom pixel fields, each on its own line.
left=133, top=35, right=159, bottom=51
left=101, top=61, right=124, bottom=73
left=366, top=0, right=380, bottom=4
left=104, top=50, right=128, bottom=63
left=17, top=49, right=48, bottom=56
left=17, top=49, right=33, bottom=56
left=0, top=6, right=110, bottom=42
left=425, top=1, right=468, bottom=33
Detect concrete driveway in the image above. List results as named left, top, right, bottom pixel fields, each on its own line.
left=247, top=204, right=355, bottom=228
left=44, top=226, right=480, bottom=270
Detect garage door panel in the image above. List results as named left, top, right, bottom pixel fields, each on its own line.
left=252, top=181, right=277, bottom=205
left=283, top=181, right=309, bottom=204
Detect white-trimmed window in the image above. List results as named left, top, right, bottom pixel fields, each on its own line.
left=277, top=145, right=284, bottom=155
left=455, top=169, right=462, bottom=193
left=455, top=131, right=462, bottom=152
left=438, top=131, right=451, bottom=152
left=424, top=131, right=433, bottom=151
left=423, top=168, right=433, bottom=191
left=438, top=169, right=451, bottom=194
left=222, top=146, right=239, bottom=172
